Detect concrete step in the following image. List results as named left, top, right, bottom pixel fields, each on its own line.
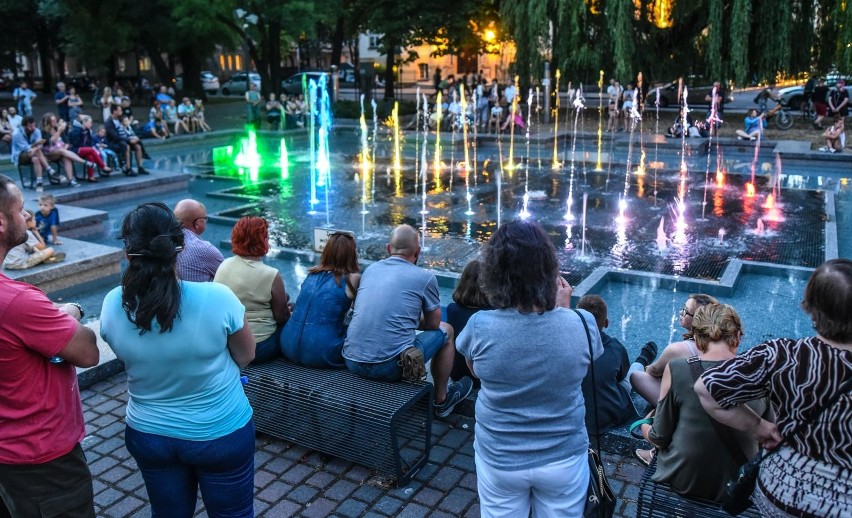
left=3, top=237, right=124, bottom=294
left=22, top=202, right=108, bottom=239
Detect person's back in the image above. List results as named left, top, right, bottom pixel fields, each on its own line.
left=214, top=256, right=278, bottom=344
left=581, top=331, right=635, bottom=434
left=343, top=256, right=437, bottom=361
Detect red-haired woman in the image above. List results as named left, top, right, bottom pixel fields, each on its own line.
left=214, top=216, right=290, bottom=363
left=280, top=232, right=360, bottom=368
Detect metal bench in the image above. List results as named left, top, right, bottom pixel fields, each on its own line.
left=637, top=457, right=761, bottom=517
left=242, top=359, right=433, bottom=487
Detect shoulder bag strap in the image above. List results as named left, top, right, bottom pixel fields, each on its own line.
left=686, top=357, right=749, bottom=466
left=573, top=309, right=601, bottom=453
left=344, top=274, right=356, bottom=309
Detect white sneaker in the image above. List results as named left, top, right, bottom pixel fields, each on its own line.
left=59, top=176, right=69, bottom=185
left=70, top=180, right=81, bottom=188
left=819, top=146, right=830, bottom=152
left=35, top=182, right=43, bottom=193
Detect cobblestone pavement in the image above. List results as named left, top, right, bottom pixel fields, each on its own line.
left=81, top=371, right=646, bottom=517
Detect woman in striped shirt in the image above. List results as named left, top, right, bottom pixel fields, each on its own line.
left=696, top=259, right=852, bottom=517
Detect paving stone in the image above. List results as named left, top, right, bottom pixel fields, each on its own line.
left=306, top=471, right=336, bottom=489
left=397, top=502, right=431, bottom=518
left=300, top=497, right=337, bottom=518
left=428, top=466, right=464, bottom=491
left=459, top=472, right=478, bottom=490
left=280, top=463, right=314, bottom=485
left=254, top=449, right=274, bottom=467
left=92, top=437, right=125, bottom=455
left=253, top=499, right=270, bottom=516
left=116, top=471, right=145, bottom=492
left=91, top=413, right=120, bottom=427
left=428, top=445, right=454, bottom=463
left=263, top=456, right=294, bottom=475
left=334, top=499, right=368, bottom=518
left=253, top=469, right=278, bottom=489
left=96, top=422, right=125, bottom=439
left=323, top=457, right=351, bottom=474
left=412, top=462, right=439, bottom=483
left=448, top=452, right=476, bottom=471
left=263, top=499, right=302, bottom=517
left=287, top=484, right=318, bottom=504
left=343, top=465, right=371, bottom=483
left=373, top=496, right=404, bottom=515
left=99, top=465, right=131, bottom=484
left=93, top=487, right=124, bottom=508
left=93, top=399, right=124, bottom=415
left=88, top=456, right=119, bottom=476
left=439, top=487, right=476, bottom=514
left=257, top=481, right=292, bottom=503
left=439, top=429, right=470, bottom=449
left=324, top=479, right=357, bottom=501
left=103, top=495, right=144, bottom=517
left=413, top=487, right=443, bottom=507
left=464, top=503, right=481, bottom=517
left=352, top=484, right=383, bottom=504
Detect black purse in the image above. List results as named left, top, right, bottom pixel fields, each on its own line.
left=574, top=310, right=617, bottom=518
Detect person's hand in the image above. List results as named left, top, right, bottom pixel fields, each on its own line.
left=53, top=238, right=62, bottom=245
left=555, top=276, right=573, bottom=308
left=755, top=419, right=783, bottom=450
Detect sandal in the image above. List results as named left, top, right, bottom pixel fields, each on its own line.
left=44, top=252, right=66, bottom=264
left=634, top=448, right=656, bottom=467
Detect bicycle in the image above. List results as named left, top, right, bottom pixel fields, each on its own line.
left=759, top=99, right=794, bottom=130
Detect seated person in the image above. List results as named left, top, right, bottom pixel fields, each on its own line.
left=577, top=294, right=657, bottom=436
left=163, top=99, right=189, bottom=135
left=3, top=212, right=64, bottom=270
left=281, top=232, right=360, bottom=368
left=736, top=109, right=765, bottom=141
left=486, top=104, right=503, bottom=134
left=820, top=114, right=845, bottom=153
left=194, top=100, right=211, bottom=132
left=92, top=125, right=119, bottom=168
left=177, top=97, right=196, bottom=133
left=630, top=293, right=719, bottom=406
left=445, top=259, right=491, bottom=387
left=119, top=115, right=150, bottom=172
left=35, top=194, right=62, bottom=245
left=639, top=303, right=771, bottom=502
left=342, top=225, right=472, bottom=417
left=142, top=118, right=168, bottom=140
left=266, top=93, right=282, bottom=130
left=664, top=108, right=694, bottom=138
left=214, top=217, right=290, bottom=364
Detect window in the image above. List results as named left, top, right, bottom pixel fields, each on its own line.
left=368, top=35, right=380, bottom=50
left=418, top=64, right=429, bottom=80
left=139, top=57, right=151, bottom=72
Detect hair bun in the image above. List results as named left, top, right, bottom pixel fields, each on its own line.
left=147, top=235, right=179, bottom=259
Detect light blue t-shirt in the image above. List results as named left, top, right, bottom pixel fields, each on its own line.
left=343, top=256, right=441, bottom=363
left=456, top=307, right=603, bottom=470
left=100, top=281, right=252, bottom=440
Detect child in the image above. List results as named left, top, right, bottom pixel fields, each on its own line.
left=736, top=108, right=765, bottom=141
left=92, top=125, right=119, bottom=168
left=194, top=99, right=211, bottom=132
left=3, top=212, right=65, bottom=269
left=142, top=117, right=167, bottom=140
left=35, top=194, right=62, bottom=246
left=820, top=114, right=845, bottom=153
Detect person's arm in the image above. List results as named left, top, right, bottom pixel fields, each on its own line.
left=30, top=229, right=46, bottom=250
left=837, top=94, right=849, bottom=111
left=345, top=272, right=361, bottom=300
left=641, top=363, right=676, bottom=449
left=555, top=276, right=573, bottom=308
left=269, top=273, right=291, bottom=324
left=55, top=323, right=99, bottom=367
left=227, top=314, right=256, bottom=368
left=695, top=378, right=782, bottom=449
left=645, top=341, right=686, bottom=378
left=420, top=307, right=442, bottom=331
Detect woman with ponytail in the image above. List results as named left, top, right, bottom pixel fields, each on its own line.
left=639, top=303, right=772, bottom=502
left=100, top=202, right=256, bottom=518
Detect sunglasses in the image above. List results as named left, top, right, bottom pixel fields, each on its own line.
left=679, top=306, right=694, bottom=317
left=329, top=231, right=355, bottom=240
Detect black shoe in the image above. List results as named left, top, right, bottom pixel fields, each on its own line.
left=636, top=341, right=658, bottom=368
left=137, top=167, right=150, bottom=175
left=142, top=152, right=152, bottom=160
left=124, top=168, right=138, bottom=177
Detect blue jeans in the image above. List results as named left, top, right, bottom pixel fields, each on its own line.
left=345, top=329, right=447, bottom=381
left=125, top=420, right=255, bottom=518
left=253, top=324, right=283, bottom=364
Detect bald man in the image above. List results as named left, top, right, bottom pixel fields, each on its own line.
left=343, top=225, right=473, bottom=418
left=173, top=199, right=224, bottom=282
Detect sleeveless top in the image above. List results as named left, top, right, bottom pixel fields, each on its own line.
left=214, top=256, right=279, bottom=343
left=280, top=271, right=351, bottom=368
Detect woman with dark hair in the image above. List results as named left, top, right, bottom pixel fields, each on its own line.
left=99, top=202, right=256, bottom=517
left=215, top=216, right=290, bottom=363
left=280, top=231, right=360, bottom=367
left=456, top=220, right=601, bottom=517
left=639, top=303, right=770, bottom=501
left=697, top=259, right=852, bottom=517
left=446, top=259, right=491, bottom=385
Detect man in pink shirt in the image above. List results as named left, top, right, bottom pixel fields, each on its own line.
left=0, top=173, right=99, bottom=517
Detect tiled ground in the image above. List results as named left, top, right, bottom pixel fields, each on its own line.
left=81, top=372, right=646, bottom=517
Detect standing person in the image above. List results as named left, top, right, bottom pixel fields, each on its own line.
left=245, top=83, right=262, bottom=129
left=696, top=259, right=852, bottom=517
left=640, top=303, right=770, bottom=502
left=12, top=81, right=36, bottom=117
left=456, top=220, right=601, bottom=517
left=68, top=86, right=84, bottom=121
left=433, top=67, right=442, bottom=95
left=827, top=79, right=849, bottom=119
left=281, top=231, right=361, bottom=368
left=813, top=78, right=830, bottom=129
left=0, top=173, right=98, bottom=517
left=173, top=199, right=223, bottom=282
left=99, top=202, right=256, bottom=518
left=343, top=225, right=472, bottom=417
left=607, top=79, right=622, bottom=132
left=214, top=216, right=290, bottom=364
left=54, top=81, right=71, bottom=122
left=704, top=80, right=725, bottom=135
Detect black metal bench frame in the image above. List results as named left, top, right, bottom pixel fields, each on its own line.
left=637, top=457, right=761, bottom=517
left=242, top=359, right=433, bottom=487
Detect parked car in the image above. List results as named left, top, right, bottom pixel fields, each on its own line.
left=173, top=71, right=221, bottom=95
left=281, top=72, right=326, bottom=95
left=650, top=80, right=734, bottom=107
left=220, top=72, right=261, bottom=95
left=779, top=83, right=852, bottom=108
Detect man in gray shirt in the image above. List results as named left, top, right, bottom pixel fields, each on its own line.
left=343, top=225, right=472, bottom=417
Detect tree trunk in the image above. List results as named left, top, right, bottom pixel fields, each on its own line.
left=268, top=20, right=282, bottom=95
left=331, top=15, right=345, bottom=67
left=140, top=40, right=171, bottom=86
left=179, top=47, right=203, bottom=100
left=383, top=36, right=397, bottom=99
left=35, top=20, right=54, bottom=92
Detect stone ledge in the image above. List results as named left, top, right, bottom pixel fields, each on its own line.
left=22, top=202, right=108, bottom=239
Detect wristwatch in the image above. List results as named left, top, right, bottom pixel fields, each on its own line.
left=67, top=302, right=85, bottom=321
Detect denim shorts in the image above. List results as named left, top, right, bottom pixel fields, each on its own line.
left=345, top=329, right=447, bottom=381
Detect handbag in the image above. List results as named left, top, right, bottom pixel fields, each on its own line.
left=688, top=358, right=852, bottom=516
left=574, top=310, right=617, bottom=518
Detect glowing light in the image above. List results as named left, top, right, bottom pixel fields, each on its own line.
left=564, top=195, right=575, bottom=222
left=763, top=193, right=775, bottom=209
left=716, top=169, right=725, bottom=187
left=434, top=92, right=443, bottom=191
left=552, top=69, right=561, bottom=170
left=519, top=193, right=531, bottom=219
left=279, top=139, right=289, bottom=179
left=392, top=101, right=402, bottom=197
left=745, top=182, right=756, bottom=198
left=615, top=198, right=628, bottom=224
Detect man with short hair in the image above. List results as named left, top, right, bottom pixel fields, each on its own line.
left=54, top=81, right=70, bottom=122
left=343, top=224, right=472, bottom=417
left=828, top=78, right=849, bottom=118
left=105, top=104, right=147, bottom=176
left=174, top=199, right=224, bottom=282
left=11, top=117, right=49, bottom=193
left=12, top=82, right=36, bottom=118
left=0, top=173, right=99, bottom=517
